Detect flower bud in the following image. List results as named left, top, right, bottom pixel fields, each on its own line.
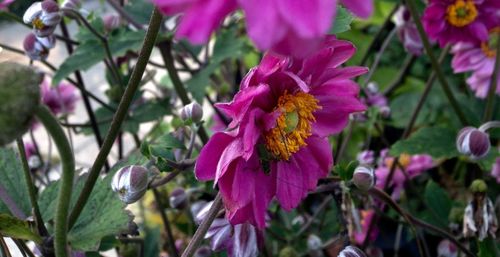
left=169, top=187, right=187, bottom=209
left=338, top=246, right=367, bottom=257
left=0, top=62, right=42, bottom=146
left=456, top=127, right=490, bottom=159
left=194, top=246, right=212, bottom=257
left=352, top=166, right=375, bottom=191
left=61, top=0, right=81, bottom=10
left=437, top=239, right=457, bottom=257
left=23, top=0, right=62, bottom=37
left=111, top=165, right=149, bottom=204
left=103, top=14, right=121, bottom=32
left=279, top=247, right=299, bottom=257
left=307, top=234, right=324, bottom=257
left=180, top=102, right=203, bottom=123
left=469, top=179, right=487, bottom=194
left=23, top=33, right=56, bottom=61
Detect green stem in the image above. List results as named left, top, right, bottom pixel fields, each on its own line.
left=34, top=105, right=75, bottom=257
left=68, top=7, right=164, bottom=229
left=16, top=138, right=48, bottom=237
left=404, top=0, right=468, bottom=126
left=482, top=34, right=500, bottom=122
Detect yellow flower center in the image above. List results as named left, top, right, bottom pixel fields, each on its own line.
left=481, top=27, right=500, bottom=58
left=446, top=0, right=478, bottom=27
left=264, top=92, right=321, bottom=161
left=33, top=17, right=45, bottom=30
left=385, top=153, right=411, bottom=169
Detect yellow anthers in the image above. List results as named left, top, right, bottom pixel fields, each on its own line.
left=385, top=153, right=411, bottom=169
left=481, top=27, right=500, bottom=58
left=446, top=0, right=478, bottom=27
left=32, top=18, right=45, bottom=30
left=264, top=92, right=321, bottom=161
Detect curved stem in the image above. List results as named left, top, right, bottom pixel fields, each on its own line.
left=478, top=120, right=500, bottom=132
left=35, top=105, right=75, bottom=257
left=404, top=0, right=468, bottom=125
left=68, top=7, right=164, bottom=229
left=482, top=35, right=500, bottom=122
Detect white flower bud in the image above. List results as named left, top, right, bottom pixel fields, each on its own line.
left=338, top=246, right=367, bottom=257
left=456, top=127, right=490, bottom=159
left=111, top=165, right=149, bottom=204
left=169, top=187, right=187, bottom=209
left=352, top=166, right=375, bottom=191
left=180, top=102, right=203, bottom=123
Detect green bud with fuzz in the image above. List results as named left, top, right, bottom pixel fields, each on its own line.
left=469, top=179, right=487, bottom=193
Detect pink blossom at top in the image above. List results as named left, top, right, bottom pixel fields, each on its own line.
left=375, top=150, right=434, bottom=199
left=422, top=0, right=500, bottom=47
left=41, top=78, right=79, bottom=116
left=451, top=31, right=500, bottom=98
left=340, top=0, right=373, bottom=19
left=0, top=0, right=14, bottom=9
left=491, top=157, right=500, bottom=183
left=195, top=36, right=366, bottom=228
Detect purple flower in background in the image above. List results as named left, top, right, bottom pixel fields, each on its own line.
left=437, top=239, right=458, bottom=257
left=357, top=150, right=375, bottom=166
left=393, top=6, right=423, bottom=56
left=340, top=0, right=373, bottom=19
left=41, top=79, right=79, bottom=116
left=23, top=33, right=56, bottom=61
left=491, top=158, right=500, bottom=183
left=23, top=0, right=62, bottom=37
left=353, top=210, right=378, bottom=245
left=451, top=30, right=500, bottom=98
left=375, top=151, right=434, bottom=199
left=422, top=0, right=500, bottom=47
left=0, top=0, right=14, bottom=10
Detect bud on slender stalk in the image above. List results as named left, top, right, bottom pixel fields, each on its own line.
left=456, top=127, right=490, bottom=159
left=103, top=14, right=121, bottom=32
left=352, top=166, right=375, bottom=191
left=338, top=246, right=367, bottom=257
left=111, top=165, right=149, bottom=204
left=180, top=102, right=203, bottom=123
left=169, top=187, right=187, bottom=210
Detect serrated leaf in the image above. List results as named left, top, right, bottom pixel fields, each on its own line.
left=423, top=180, right=452, bottom=228
left=156, top=133, right=186, bottom=149
left=330, top=6, right=354, bottom=34
left=0, top=214, right=42, bottom=244
left=0, top=148, right=31, bottom=217
left=390, top=126, right=459, bottom=159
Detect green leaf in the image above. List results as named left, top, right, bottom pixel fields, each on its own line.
left=156, top=133, right=186, bottom=149
left=478, top=237, right=499, bottom=257
left=390, top=126, right=459, bottom=159
left=143, top=227, right=161, bottom=257
left=330, top=6, right=354, bottom=34
left=130, top=99, right=171, bottom=123
left=0, top=214, right=42, bottom=244
left=123, top=0, right=154, bottom=25
left=335, top=161, right=358, bottom=181
left=0, top=148, right=31, bottom=217
left=423, top=180, right=452, bottom=228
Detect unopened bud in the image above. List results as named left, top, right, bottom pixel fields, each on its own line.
left=23, top=0, right=62, bottom=37
left=279, top=246, right=299, bottom=257
left=437, top=239, right=457, bottom=257
left=103, top=14, right=120, bottom=32
left=180, top=102, right=203, bottom=123
left=111, top=165, right=149, bottom=204
left=23, top=33, right=56, bottom=61
left=456, top=127, right=490, bottom=159
left=469, top=179, right=487, bottom=193
left=169, top=187, right=187, bottom=209
left=307, top=234, right=323, bottom=251
left=338, top=246, right=367, bottom=257
left=0, top=62, right=42, bottom=146
left=194, top=246, right=212, bottom=257
left=352, top=166, right=375, bottom=191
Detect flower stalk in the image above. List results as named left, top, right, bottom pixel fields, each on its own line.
left=34, top=105, right=75, bottom=257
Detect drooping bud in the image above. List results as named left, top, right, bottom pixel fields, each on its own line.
left=338, top=246, right=367, bottom=257
left=169, top=187, right=187, bottom=209
left=437, top=239, right=457, bottom=257
left=456, top=127, right=490, bottom=159
left=180, top=102, right=203, bottom=123
left=111, top=165, right=149, bottom=204
left=469, top=179, right=488, bottom=194
left=393, top=6, right=423, bottom=56
left=103, top=14, right=121, bottom=32
left=352, top=166, right=375, bottom=191
left=194, top=246, right=212, bottom=257
left=23, top=33, right=56, bottom=61
left=23, top=0, right=62, bottom=37
left=0, top=62, right=42, bottom=146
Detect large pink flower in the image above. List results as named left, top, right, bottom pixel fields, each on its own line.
left=0, top=0, right=14, bottom=9
left=195, top=36, right=366, bottom=228
left=451, top=30, right=500, bottom=98
left=422, top=0, right=500, bottom=47
left=153, top=0, right=373, bottom=56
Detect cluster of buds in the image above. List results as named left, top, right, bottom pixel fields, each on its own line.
left=462, top=179, right=498, bottom=241
left=22, top=0, right=62, bottom=60
left=111, top=165, right=149, bottom=204
left=456, top=121, right=499, bottom=160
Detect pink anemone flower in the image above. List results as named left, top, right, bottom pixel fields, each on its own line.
left=195, top=36, right=367, bottom=228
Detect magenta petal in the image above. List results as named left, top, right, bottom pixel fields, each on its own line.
left=275, top=158, right=308, bottom=211
left=231, top=224, right=260, bottom=257
left=195, top=132, right=233, bottom=181
left=152, top=0, right=197, bottom=15
left=215, top=139, right=244, bottom=183
left=340, top=0, right=373, bottom=18
left=276, top=0, right=336, bottom=38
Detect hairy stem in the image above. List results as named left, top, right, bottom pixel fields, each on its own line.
left=35, top=105, right=75, bottom=257
left=68, top=8, right=164, bottom=229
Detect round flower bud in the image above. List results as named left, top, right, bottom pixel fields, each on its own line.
left=180, top=102, right=203, bottom=123
left=437, top=239, right=457, bottom=257
left=456, top=127, right=490, bottom=159
left=103, top=14, right=121, bottom=32
left=352, top=166, right=375, bottom=191
left=23, top=33, right=56, bottom=61
left=338, top=246, right=367, bottom=257
left=111, top=165, right=149, bottom=204
left=0, top=62, right=42, bottom=146
left=169, top=187, right=187, bottom=209
left=307, top=234, right=323, bottom=251
left=469, top=179, right=487, bottom=194
left=279, top=247, right=299, bottom=257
